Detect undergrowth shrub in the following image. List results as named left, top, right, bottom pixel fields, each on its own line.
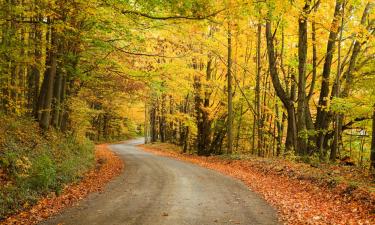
left=0, top=115, right=95, bottom=220
left=28, top=153, right=57, bottom=192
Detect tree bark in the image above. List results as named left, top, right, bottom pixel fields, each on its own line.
left=255, top=23, right=262, bottom=155
left=315, top=0, right=343, bottom=153
left=297, top=0, right=311, bottom=155
left=39, top=25, right=57, bottom=130
left=150, top=99, right=157, bottom=142
left=331, top=2, right=346, bottom=161
left=52, top=71, right=63, bottom=128
left=227, top=21, right=233, bottom=154
left=371, top=105, right=375, bottom=173
left=160, top=92, right=166, bottom=142
left=265, top=21, right=297, bottom=152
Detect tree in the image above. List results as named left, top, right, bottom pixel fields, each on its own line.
left=296, top=0, right=311, bottom=155
left=227, top=21, right=233, bottom=154
left=266, top=20, right=297, bottom=152
left=371, top=105, right=375, bottom=173
left=315, top=0, right=344, bottom=155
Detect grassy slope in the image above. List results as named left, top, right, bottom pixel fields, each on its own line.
left=0, top=115, right=94, bottom=219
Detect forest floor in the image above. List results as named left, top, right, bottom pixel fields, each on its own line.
left=1, top=144, right=123, bottom=225
left=139, top=142, right=375, bottom=225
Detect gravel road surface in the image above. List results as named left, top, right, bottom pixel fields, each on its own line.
left=41, top=139, right=280, bottom=225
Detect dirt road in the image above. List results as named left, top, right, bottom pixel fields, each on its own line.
left=41, top=139, right=280, bottom=225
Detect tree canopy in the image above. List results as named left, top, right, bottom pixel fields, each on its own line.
left=0, top=0, right=374, bottom=167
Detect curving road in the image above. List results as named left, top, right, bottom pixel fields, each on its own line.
left=41, top=139, right=280, bottom=225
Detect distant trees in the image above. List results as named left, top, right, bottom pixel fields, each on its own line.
left=0, top=0, right=145, bottom=140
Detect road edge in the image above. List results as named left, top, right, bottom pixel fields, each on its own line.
left=1, top=144, right=124, bottom=225
left=138, top=143, right=375, bottom=225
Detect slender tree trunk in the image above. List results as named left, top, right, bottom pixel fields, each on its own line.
left=39, top=25, right=57, bottom=130
left=194, top=75, right=206, bottom=155
left=235, top=103, right=243, bottom=152
left=59, top=75, right=67, bottom=129
left=305, top=9, right=317, bottom=154
left=150, top=99, right=157, bottom=142
left=52, top=71, right=63, bottom=128
left=179, top=94, right=188, bottom=146
left=255, top=23, right=262, bottom=155
left=260, top=76, right=269, bottom=156
left=169, top=95, right=177, bottom=143
left=331, top=2, right=345, bottom=161
left=371, top=105, right=375, bottom=173
left=160, top=93, right=166, bottom=142
left=29, top=55, right=40, bottom=118
left=275, top=102, right=283, bottom=156
left=227, top=21, right=233, bottom=154
left=144, top=102, right=149, bottom=143
left=305, top=0, right=319, bottom=141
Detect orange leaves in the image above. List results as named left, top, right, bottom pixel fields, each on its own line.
left=1, top=145, right=123, bottom=225
left=139, top=144, right=375, bottom=225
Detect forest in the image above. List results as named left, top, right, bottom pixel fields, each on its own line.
left=0, top=0, right=374, bottom=224
left=143, top=0, right=375, bottom=168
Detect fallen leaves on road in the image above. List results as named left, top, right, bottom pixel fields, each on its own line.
left=139, top=144, right=375, bottom=225
left=1, top=144, right=123, bottom=225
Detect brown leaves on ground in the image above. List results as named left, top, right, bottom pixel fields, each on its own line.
left=1, top=144, right=123, bottom=225
left=139, top=144, right=375, bottom=225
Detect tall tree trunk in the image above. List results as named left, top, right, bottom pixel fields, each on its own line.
left=194, top=74, right=212, bottom=155
left=227, top=21, right=233, bottom=154
left=28, top=0, right=42, bottom=118
left=266, top=21, right=297, bottom=152
left=275, top=102, right=283, bottom=156
left=150, top=99, right=157, bottom=142
left=331, top=2, right=346, bottom=161
left=58, top=75, right=67, bottom=129
left=182, top=94, right=190, bottom=152
left=235, top=103, right=243, bottom=152
left=52, top=71, right=63, bottom=128
left=315, top=0, right=343, bottom=154
left=160, top=93, right=166, bottom=142
left=144, top=102, right=149, bottom=143
left=29, top=55, right=40, bottom=118
left=297, top=0, right=311, bottom=155
left=304, top=2, right=320, bottom=153
left=371, top=105, right=375, bottom=173
left=39, top=26, right=57, bottom=130
left=194, top=29, right=214, bottom=156
left=255, top=23, right=262, bottom=155
left=169, top=95, right=176, bottom=143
